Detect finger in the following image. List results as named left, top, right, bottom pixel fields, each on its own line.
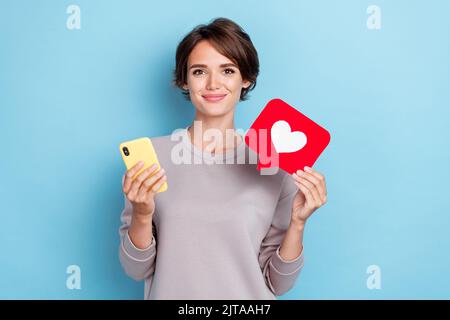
left=304, top=166, right=326, bottom=193
left=296, top=170, right=326, bottom=200
left=294, top=179, right=315, bottom=207
left=123, top=161, right=145, bottom=193
left=131, top=165, right=161, bottom=199
left=128, top=164, right=160, bottom=199
left=293, top=173, right=321, bottom=205
left=299, top=178, right=321, bottom=206
left=138, top=168, right=166, bottom=197
left=147, top=174, right=167, bottom=196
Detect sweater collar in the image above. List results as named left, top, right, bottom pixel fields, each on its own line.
left=182, top=126, right=246, bottom=163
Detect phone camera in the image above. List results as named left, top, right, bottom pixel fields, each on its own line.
left=123, top=146, right=130, bottom=156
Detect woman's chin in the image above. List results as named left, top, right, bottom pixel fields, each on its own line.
left=201, top=110, right=229, bottom=118
left=196, top=104, right=234, bottom=117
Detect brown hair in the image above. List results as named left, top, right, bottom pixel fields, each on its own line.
left=173, top=17, right=259, bottom=101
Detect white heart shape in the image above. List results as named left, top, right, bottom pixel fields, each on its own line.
left=271, top=120, right=307, bottom=153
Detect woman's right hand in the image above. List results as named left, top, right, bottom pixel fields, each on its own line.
left=122, top=161, right=167, bottom=219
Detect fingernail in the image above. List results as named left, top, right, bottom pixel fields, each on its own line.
left=297, top=170, right=304, bottom=176
left=304, top=166, right=311, bottom=171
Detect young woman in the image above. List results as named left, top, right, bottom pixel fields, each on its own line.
left=119, top=18, right=327, bottom=300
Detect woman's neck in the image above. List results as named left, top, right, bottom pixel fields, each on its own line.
left=187, top=119, right=243, bottom=154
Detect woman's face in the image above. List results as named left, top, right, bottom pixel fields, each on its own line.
left=183, top=40, right=250, bottom=118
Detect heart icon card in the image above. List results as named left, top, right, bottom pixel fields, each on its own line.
left=244, top=98, right=331, bottom=174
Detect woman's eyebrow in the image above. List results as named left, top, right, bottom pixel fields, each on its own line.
left=188, top=63, right=237, bottom=69
left=220, top=63, right=237, bottom=68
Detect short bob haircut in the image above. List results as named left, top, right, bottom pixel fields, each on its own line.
left=173, top=17, right=259, bottom=101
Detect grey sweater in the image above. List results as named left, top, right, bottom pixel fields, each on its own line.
left=118, top=127, right=304, bottom=299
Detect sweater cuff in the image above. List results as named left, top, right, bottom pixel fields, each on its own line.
left=122, top=230, right=156, bottom=262
left=270, top=246, right=304, bottom=275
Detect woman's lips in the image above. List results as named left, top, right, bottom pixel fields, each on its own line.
left=202, top=94, right=227, bottom=102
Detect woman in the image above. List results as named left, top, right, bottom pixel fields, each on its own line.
left=119, top=18, right=327, bottom=300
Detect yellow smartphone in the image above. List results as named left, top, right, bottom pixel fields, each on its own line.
left=119, top=137, right=168, bottom=193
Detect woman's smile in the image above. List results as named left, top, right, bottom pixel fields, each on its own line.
left=201, top=93, right=228, bottom=103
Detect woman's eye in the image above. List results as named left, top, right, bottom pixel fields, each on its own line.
left=192, top=69, right=205, bottom=75
left=224, top=68, right=235, bottom=75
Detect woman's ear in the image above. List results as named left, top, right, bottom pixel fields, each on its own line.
left=182, top=83, right=189, bottom=91
left=242, top=80, right=251, bottom=89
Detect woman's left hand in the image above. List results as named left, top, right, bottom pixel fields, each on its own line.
left=291, top=166, right=327, bottom=226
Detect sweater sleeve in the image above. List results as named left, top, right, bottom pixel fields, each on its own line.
left=258, top=172, right=305, bottom=296
left=118, top=174, right=157, bottom=281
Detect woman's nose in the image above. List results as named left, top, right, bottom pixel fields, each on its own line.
left=206, top=73, right=221, bottom=90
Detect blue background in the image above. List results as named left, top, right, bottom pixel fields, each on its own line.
left=1, top=0, right=449, bottom=299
